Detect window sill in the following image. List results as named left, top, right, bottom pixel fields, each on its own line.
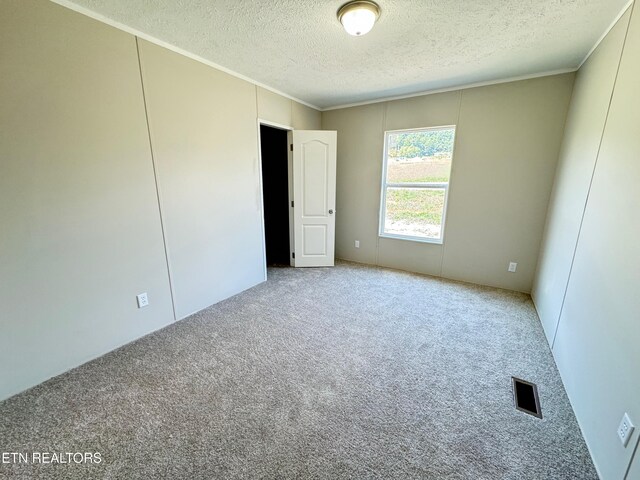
left=379, top=232, right=443, bottom=245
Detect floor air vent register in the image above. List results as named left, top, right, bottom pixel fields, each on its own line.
left=512, top=377, right=542, bottom=419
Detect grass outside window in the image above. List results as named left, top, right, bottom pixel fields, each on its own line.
left=380, top=127, right=456, bottom=243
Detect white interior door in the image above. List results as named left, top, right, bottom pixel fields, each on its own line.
left=288, top=130, right=337, bottom=267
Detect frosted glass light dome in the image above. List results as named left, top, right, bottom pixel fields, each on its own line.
left=338, top=1, right=380, bottom=36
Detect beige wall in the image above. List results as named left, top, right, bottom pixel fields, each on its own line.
left=533, top=3, right=640, bottom=478
left=0, top=0, right=174, bottom=399
left=532, top=8, right=632, bottom=344
left=137, top=40, right=266, bottom=320
left=321, top=103, right=386, bottom=266
left=257, top=86, right=321, bottom=130
left=322, top=74, right=575, bottom=292
left=0, top=0, right=320, bottom=400
left=292, top=101, right=322, bottom=130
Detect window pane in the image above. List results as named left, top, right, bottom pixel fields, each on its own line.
left=384, top=187, right=446, bottom=239
left=386, top=128, right=454, bottom=183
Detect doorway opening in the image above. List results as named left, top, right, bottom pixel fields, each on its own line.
left=260, top=124, right=291, bottom=267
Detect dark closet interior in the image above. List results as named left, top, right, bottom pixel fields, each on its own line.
left=260, top=124, right=291, bottom=266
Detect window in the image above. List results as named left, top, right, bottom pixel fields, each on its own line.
left=379, top=126, right=456, bottom=243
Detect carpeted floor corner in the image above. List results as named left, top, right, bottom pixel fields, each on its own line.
left=0, top=261, right=597, bottom=479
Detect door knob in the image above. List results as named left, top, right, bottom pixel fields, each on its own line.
left=329, top=209, right=334, bottom=214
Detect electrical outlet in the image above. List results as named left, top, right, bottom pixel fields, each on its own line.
left=136, top=292, right=149, bottom=309
left=508, top=262, right=517, bottom=273
left=355, top=240, right=360, bottom=248
left=618, top=413, right=635, bottom=447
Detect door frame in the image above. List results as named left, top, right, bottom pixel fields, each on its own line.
left=257, top=118, right=295, bottom=279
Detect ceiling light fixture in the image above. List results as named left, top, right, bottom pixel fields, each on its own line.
left=337, top=1, right=380, bottom=37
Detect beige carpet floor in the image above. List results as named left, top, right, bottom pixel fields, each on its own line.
left=0, top=261, right=597, bottom=479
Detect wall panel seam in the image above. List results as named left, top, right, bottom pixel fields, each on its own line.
left=256, top=85, right=268, bottom=281
left=551, top=3, right=634, bottom=350
left=135, top=37, right=178, bottom=321
left=375, top=103, right=387, bottom=266
left=439, top=90, right=463, bottom=277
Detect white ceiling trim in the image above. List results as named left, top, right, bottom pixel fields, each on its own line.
left=49, top=0, right=322, bottom=111
left=324, top=0, right=636, bottom=112
left=49, top=0, right=635, bottom=114
left=577, top=0, right=635, bottom=69
left=321, top=68, right=578, bottom=111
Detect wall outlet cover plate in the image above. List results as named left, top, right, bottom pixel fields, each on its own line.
left=618, top=412, right=635, bottom=447
left=136, top=293, right=149, bottom=308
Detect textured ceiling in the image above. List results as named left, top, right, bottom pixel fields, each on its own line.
left=58, top=0, right=629, bottom=108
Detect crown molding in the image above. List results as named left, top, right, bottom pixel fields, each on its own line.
left=321, top=68, right=578, bottom=111
left=49, top=0, right=322, bottom=111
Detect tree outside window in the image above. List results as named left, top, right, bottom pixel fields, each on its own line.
left=380, top=127, right=456, bottom=243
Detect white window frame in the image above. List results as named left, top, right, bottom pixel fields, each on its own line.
left=378, top=126, right=456, bottom=245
